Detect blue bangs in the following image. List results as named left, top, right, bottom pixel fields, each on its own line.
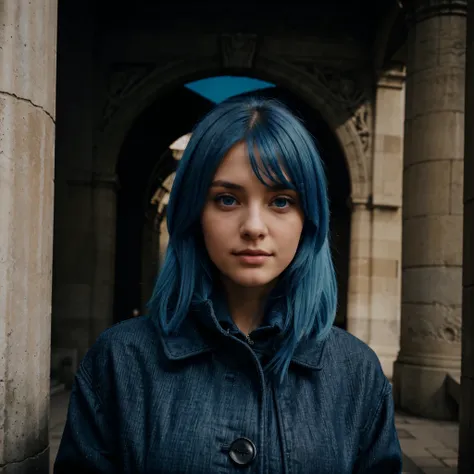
left=148, top=95, right=337, bottom=383
left=245, top=108, right=329, bottom=250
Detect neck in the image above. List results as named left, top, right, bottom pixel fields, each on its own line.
left=221, top=279, right=274, bottom=335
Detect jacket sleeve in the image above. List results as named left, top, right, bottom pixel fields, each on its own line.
left=53, top=364, right=118, bottom=474
left=353, top=384, right=402, bottom=474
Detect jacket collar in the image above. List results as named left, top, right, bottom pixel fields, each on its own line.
left=153, top=299, right=328, bottom=370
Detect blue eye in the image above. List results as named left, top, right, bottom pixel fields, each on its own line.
left=272, top=197, right=291, bottom=208
left=216, top=195, right=237, bottom=206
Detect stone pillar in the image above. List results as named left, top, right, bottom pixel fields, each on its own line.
left=393, top=0, right=466, bottom=419
left=347, top=202, right=372, bottom=344
left=367, top=64, right=405, bottom=379
left=346, top=201, right=402, bottom=379
left=458, top=1, right=474, bottom=470
left=0, top=0, right=57, bottom=471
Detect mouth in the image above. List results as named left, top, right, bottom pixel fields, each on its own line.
left=233, top=249, right=272, bottom=256
left=232, top=249, right=273, bottom=265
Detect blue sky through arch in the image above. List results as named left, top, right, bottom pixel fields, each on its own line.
left=185, top=76, right=275, bottom=103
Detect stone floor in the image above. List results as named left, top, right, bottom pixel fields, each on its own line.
left=49, top=391, right=460, bottom=474
left=396, top=412, right=459, bottom=474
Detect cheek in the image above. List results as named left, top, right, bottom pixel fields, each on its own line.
left=277, top=219, right=304, bottom=262
left=201, top=210, right=229, bottom=256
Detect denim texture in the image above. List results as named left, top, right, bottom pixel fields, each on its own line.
left=54, top=302, right=402, bottom=473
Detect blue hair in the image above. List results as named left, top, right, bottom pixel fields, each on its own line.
left=148, top=95, right=338, bottom=381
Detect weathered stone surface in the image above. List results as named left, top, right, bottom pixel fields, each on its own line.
left=459, top=7, right=474, bottom=457
left=403, top=215, right=463, bottom=267
left=0, top=0, right=57, bottom=469
left=395, top=2, right=466, bottom=420
left=404, top=112, right=465, bottom=165
left=403, top=161, right=452, bottom=218
left=347, top=203, right=402, bottom=379
left=0, top=93, right=54, bottom=467
left=0, top=448, right=49, bottom=473
left=402, top=267, right=462, bottom=307
left=0, top=1, right=57, bottom=117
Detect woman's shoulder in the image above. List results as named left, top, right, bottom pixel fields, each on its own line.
left=327, top=326, right=381, bottom=361
left=79, top=316, right=162, bottom=376
left=95, top=315, right=159, bottom=349
left=324, top=326, right=390, bottom=391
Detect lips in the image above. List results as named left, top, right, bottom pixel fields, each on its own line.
left=233, top=249, right=272, bottom=256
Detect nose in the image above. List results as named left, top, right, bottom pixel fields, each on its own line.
left=240, top=206, right=268, bottom=240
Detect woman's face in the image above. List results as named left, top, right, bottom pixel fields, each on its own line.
left=201, top=142, right=304, bottom=292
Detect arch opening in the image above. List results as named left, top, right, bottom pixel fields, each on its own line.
left=113, top=76, right=351, bottom=328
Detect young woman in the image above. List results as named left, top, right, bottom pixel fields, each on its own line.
left=54, top=96, right=402, bottom=473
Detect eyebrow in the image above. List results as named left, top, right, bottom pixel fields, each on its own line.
left=210, top=180, right=291, bottom=192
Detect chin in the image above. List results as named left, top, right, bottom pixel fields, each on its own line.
left=226, top=271, right=277, bottom=289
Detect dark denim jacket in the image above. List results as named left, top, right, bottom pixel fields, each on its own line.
left=54, top=302, right=402, bottom=473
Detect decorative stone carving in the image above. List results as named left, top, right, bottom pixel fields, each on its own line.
left=407, top=315, right=462, bottom=343
left=220, top=34, right=258, bottom=69
left=351, top=105, right=370, bottom=153
left=273, top=58, right=372, bottom=190
left=290, top=62, right=372, bottom=151
left=318, top=68, right=367, bottom=111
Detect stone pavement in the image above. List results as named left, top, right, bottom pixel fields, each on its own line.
left=49, top=391, right=460, bottom=473
left=396, top=411, right=459, bottom=474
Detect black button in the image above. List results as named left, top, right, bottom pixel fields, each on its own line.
left=229, top=437, right=257, bottom=466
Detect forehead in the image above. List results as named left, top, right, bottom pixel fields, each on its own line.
left=214, top=142, right=290, bottom=184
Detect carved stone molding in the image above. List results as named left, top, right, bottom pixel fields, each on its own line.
left=351, top=105, right=371, bottom=154
left=294, top=63, right=367, bottom=110
left=403, top=0, right=467, bottom=23
left=220, top=33, right=258, bottom=69
left=282, top=61, right=372, bottom=153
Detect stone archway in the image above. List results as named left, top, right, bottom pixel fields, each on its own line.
left=95, top=50, right=371, bottom=202
left=111, top=81, right=353, bottom=328
left=82, top=47, right=380, bottom=369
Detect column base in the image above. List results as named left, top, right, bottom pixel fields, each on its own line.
left=392, top=360, right=460, bottom=420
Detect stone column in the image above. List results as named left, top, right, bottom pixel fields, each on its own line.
left=346, top=202, right=402, bottom=379
left=458, top=1, right=474, bottom=470
left=393, top=0, right=466, bottom=420
left=0, top=0, right=57, bottom=471
left=367, top=64, right=405, bottom=379
left=347, top=202, right=372, bottom=344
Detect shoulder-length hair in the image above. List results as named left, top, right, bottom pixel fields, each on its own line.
left=149, top=95, right=337, bottom=381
